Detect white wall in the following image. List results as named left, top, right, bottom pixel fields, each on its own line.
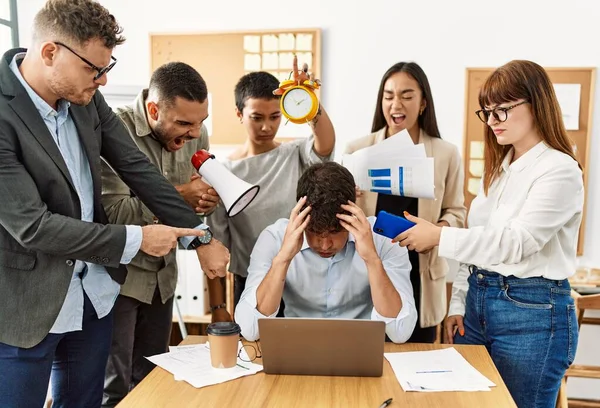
left=17, top=0, right=600, bottom=399
left=17, top=0, right=600, bottom=268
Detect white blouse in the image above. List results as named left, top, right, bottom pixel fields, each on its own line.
left=439, top=141, right=584, bottom=316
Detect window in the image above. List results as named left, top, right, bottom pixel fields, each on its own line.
left=0, top=0, right=19, bottom=51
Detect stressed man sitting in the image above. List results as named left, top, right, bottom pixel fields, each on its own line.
left=235, top=162, right=417, bottom=343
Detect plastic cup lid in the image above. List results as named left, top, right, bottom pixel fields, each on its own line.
left=206, top=322, right=241, bottom=336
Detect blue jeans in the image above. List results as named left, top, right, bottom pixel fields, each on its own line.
left=455, top=267, right=578, bottom=408
left=0, top=292, right=114, bottom=408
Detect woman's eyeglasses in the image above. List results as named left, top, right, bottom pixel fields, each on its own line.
left=475, top=100, right=528, bottom=123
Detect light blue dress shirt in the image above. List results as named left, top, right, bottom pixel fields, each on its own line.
left=235, top=216, right=418, bottom=343
left=10, top=54, right=142, bottom=333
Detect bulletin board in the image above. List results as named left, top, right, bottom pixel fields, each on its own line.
left=150, top=28, right=322, bottom=145
left=463, top=67, right=596, bottom=255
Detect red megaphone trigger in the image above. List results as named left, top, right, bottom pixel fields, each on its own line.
left=191, top=149, right=215, bottom=170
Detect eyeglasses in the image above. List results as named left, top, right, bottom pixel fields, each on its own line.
left=54, top=41, right=117, bottom=81
left=238, top=341, right=262, bottom=362
left=475, top=100, right=528, bottom=124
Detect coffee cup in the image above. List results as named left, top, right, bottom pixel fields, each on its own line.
left=206, top=322, right=241, bottom=368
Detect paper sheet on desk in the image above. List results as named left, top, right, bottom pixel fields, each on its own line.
left=384, top=347, right=496, bottom=392
left=342, top=130, right=435, bottom=199
left=147, top=342, right=262, bottom=389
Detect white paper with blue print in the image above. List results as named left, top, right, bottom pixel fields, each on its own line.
left=342, top=129, right=435, bottom=199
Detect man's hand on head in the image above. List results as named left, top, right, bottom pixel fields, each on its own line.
left=336, top=201, right=379, bottom=264
left=276, top=196, right=311, bottom=263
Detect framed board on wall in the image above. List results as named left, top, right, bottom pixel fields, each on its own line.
left=463, top=67, right=596, bottom=256
left=150, top=28, right=322, bottom=146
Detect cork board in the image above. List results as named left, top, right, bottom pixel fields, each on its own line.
left=150, top=29, right=322, bottom=145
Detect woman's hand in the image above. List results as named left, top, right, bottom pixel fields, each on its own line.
left=444, top=315, right=465, bottom=344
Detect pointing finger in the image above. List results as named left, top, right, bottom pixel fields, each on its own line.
left=173, top=228, right=206, bottom=238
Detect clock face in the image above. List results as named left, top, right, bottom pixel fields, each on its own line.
left=282, top=88, right=314, bottom=120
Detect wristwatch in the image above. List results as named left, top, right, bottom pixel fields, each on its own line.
left=188, top=227, right=213, bottom=249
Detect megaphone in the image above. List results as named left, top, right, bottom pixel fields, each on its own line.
left=191, top=150, right=260, bottom=217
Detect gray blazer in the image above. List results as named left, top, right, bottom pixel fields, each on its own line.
left=0, top=48, right=201, bottom=348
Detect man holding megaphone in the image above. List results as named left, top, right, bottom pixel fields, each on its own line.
left=100, top=62, right=230, bottom=407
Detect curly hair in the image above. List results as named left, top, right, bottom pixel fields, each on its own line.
left=296, top=162, right=356, bottom=234
left=33, top=0, right=125, bottom=48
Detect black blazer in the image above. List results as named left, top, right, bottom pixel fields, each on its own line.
left=0, top=48, right=200, bottom=348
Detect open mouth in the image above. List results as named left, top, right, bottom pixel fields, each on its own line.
left=391, top=113, right=406, bottom=125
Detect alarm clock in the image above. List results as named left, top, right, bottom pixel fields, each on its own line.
left=274, top=76, right=321, bottom=124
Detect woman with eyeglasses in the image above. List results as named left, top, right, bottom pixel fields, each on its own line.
left=343, top=62, right=467, bottom=343
left=396, top=60, right=583, bottom=407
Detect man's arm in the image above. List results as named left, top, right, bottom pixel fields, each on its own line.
left=96, top=92, right=229, bottom=275
left=95, top=92, right=201, bottom=231
left=364, top=257, right=403, bottom=318
left=235, top=198, right=310, bottom=341
left=0, top=120, right=127, bottom=266
left=286, top=55, right=334, bottom=158
left=234, top=227, right=285, bottom=341
left=371, top=241, right=418, bottom=343
left=308, top=105, right=335, bottom=157
left=207, top=277, right=231, bottom=322
left=204, top=203, right=233, bottom=322
left=101, top=159, right=155, bottom=227
left=255, top=254, right=291, bottom=317
left=206, top=204, right=231, bottom=256
left=173, top=126, right=219, bottom=216
left=337, top=203, right=417, bottom=343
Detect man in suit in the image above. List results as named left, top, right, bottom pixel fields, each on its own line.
left=101, top=62, right=230, bottom=407
left=0, top=1, right=229, bottom=407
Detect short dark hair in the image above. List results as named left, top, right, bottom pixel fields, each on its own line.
left=149, top=62, right=208, bottom=107
left=33, top=0, right=125, bottom=48
left=296, top=162, right=356, bottom=234
left=234, top=71, right=280, bottom=112
left=371, top=62, right=441, bottom=139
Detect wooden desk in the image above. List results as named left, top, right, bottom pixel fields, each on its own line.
left=118, top=336, right=516, bottom=408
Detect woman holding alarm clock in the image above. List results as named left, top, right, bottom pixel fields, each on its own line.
left=207, top=55, right=335, bottom=309
left=343, top=61, right=466, bottom=343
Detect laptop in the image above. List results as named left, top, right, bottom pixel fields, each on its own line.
left=258, top=318, right=386, bottom=377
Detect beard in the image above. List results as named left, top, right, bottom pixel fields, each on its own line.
left=153, top=121, right=187, bottom=152
left=48, top=73, right=97, bottom=106
left=152, top=121, right=171, bottom=146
